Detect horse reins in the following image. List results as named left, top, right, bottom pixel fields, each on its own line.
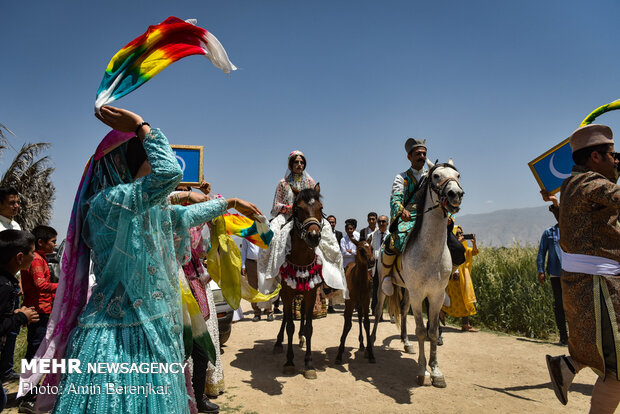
left=424, top=166, right=463, bottom=217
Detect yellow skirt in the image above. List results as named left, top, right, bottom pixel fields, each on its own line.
left=442, top=270, right=477, bottom=318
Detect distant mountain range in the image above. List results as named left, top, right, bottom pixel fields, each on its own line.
left=454, top=206, right=556, bottom=247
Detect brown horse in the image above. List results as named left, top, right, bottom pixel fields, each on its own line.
left=272, top=187, right=323, bottom=379
left=335, top=238, right=376, bottom=364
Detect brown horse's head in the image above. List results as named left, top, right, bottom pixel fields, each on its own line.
left=354, top=239, right=375, bottom=269
left=292, top=186, right=323, bottom=248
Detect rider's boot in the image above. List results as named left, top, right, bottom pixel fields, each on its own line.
left=380, top=246, right=396, bottom=296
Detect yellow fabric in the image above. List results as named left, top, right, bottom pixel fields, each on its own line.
left=179, top=270, right=209, bottom=338
left=178, top=268, right=215, bottom=362
left=207, top=216, right=242, bottom=309
left=442, top=239, right=479, bottom=318
left=240, top=274, right=281, bottom=304
left=207, top=216, right=280, bottom=309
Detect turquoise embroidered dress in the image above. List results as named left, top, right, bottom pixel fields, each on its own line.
left=52, top=129, right=227, bottom=413
left=388, top=167, right=427, bottom=253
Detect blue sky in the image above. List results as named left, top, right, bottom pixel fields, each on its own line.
left=2, top=0, right=620, bottom=237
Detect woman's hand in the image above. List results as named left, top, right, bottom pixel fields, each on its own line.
left=188, top=190, right=209, bottom=205
left=198, top=181, right=211, bottom=195
left=95, top=106, right=150, bottom=137
left=227, top=198, right=263, bottom=220
left=199, top=273, right=211, bottom=287
left=281, top=205, right=292, bottom=215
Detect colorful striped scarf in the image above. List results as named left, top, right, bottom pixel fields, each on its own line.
left=223, top=213, right=273, bottom=249
left=95, top=16, right=236, bottom=111
left=207, top=216, right=280, bottom=309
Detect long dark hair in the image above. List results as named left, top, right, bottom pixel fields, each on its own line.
left=288, top=154, right=307, bottom=171
left=126, top=137, right=148, bottom=179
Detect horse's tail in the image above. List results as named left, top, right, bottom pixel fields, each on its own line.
left=386, top=286, right=403, bottom=329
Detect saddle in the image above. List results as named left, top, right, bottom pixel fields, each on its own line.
left=391, top=255, right=406, bottom=287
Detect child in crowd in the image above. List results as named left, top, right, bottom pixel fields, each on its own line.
left=21, top=225, right=58, bottom=361
left=0, top=230, right=39, bottom=411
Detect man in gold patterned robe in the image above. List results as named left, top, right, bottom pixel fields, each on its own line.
left=546, top=123, right=620, bottom=413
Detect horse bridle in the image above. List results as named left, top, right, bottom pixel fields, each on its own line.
left=294, top=216, right=322, bottom=241
left=424, top=166, right=463, bottom=217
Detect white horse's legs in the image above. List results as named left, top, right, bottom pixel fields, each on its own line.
left=400, top=292, right=414, bottom=354
left=411, top=299, right=431, bottom=386
left=427, top=292, right=446, bottom=388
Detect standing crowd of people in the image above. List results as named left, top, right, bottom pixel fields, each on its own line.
left=0, top=187, right=60, bottom=413
left=242, top=137, right=482, bottom=340
left=0, top=105, right=616, bottom=414
left=1, top=107, right=263, bottom=414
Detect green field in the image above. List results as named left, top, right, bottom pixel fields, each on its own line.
left=465, top=245, right=558, bottom=340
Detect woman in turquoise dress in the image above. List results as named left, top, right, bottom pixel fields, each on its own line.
left=22, top=106, right=261, bottom=413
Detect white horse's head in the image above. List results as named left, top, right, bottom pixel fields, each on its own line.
left=426, top=159, right=463, bottom=214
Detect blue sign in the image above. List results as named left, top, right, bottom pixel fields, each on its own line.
left=171, top=145, right=204, bottom=185
left=528, top=138, right=574, bottom=194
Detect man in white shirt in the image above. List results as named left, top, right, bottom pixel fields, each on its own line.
left=340, top=219, right=360, bottom=268
left=368, top=215, right=389, bottom=313
left=333, top=218, right=360, bottom=314
left=359, top=212, right=377, bottom=241
left=0, top=187, right=21, bottom=382
left=0, top=187, right=21, bottom=232
left=241, top=238, right=273, bottom=321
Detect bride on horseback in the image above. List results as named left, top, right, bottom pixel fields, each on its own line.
left=257, top=151, right=346, bottom=299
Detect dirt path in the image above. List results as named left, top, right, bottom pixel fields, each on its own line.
left=216, top=308, right=595, bottom=414
left=4, top=308, right=597, bottom=413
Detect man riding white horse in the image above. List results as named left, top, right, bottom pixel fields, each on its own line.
left=370, top=140, right=463, bottom=387
left=381, top=137, right=429, bottom=296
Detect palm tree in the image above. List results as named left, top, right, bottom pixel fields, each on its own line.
left=0, top=123, right=12, bottom=150
left=0, top=123, right=55, bottom=231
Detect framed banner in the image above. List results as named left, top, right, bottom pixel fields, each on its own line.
left=171, top=145, right=204, bottom=186
left=528, top=138, right=574, bottom=194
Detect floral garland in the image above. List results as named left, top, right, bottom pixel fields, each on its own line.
left=280, top=255, right=323, bottom=291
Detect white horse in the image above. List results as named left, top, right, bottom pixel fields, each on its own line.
left=370, top=160, right=463, bottom=388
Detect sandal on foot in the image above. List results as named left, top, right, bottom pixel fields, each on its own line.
left=461, top=324, right=479, bottom=332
